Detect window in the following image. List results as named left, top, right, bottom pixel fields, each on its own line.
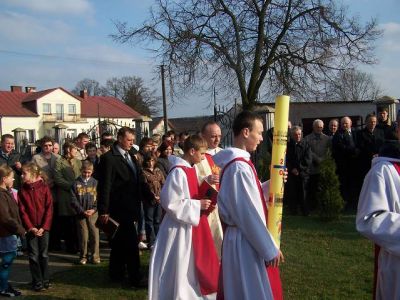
left=66, top=129, right=77, bottom=139
left=43, top=103, right=51, bottom=114
left=27, top=130, right=35, bottom=143
left=56, top=104, right=64, bottom=121
left=68, top=104, right=76, bottom=115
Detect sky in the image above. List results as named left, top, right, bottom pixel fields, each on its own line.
left=0, top=0, right=399, bottom=118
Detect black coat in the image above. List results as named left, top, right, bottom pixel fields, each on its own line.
left=332, top=129, right=359, bottom=172
left=97, top=144, right=143, bottom=224
left=356, top=128, right=384, bottom=162
left=286, top=139, right=312, bottom=179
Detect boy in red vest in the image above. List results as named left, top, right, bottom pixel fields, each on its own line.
left=149, top=135, right=219, bottom=300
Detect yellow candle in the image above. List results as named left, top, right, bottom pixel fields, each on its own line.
left=268, top=95, right=290, bottom=248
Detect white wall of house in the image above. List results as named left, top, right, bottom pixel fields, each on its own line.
left=0, top=116, right=39, bottom=142
left=1, top=88, right=150, bottom=144
left=37, top=89, right=82, bottom=116
left=288, top=102, right=376, bottom=126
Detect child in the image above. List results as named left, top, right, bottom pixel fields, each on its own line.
left=0, top=165, right=25, bottom=297
left=18, top=162, right=53, bottom=292
left=141, top=153, right=165, bottom=248
left=85, top=142, right=100, bottom=180
left=71, top=161, right=100, bottom=265
left=149, top=135, right=220, bottom=300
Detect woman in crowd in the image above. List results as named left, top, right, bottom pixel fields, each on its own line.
left=53, top=142, right=82, bottom=253
left=155, top=141, right=173, bottom=178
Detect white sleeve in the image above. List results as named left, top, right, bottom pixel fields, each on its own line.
left=356, top=165, right=400, bottom=255
left=223, top=167, right=278, bottom=261
left=160, top=168, right=201, bottom=226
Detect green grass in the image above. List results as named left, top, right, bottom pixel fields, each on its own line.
left=20, top=254, right=151, bottom=300
left=20, top=215, right=373, bottom=299
left=280, top=214, right=373, bottom=299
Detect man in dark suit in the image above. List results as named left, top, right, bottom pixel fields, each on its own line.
left=332, top=116, right=359, bottom=208
left=356, top=113, right=384, bottom=185
left=97, top=127, right=144, bottom=288
left=286, top=126, right=312, bottom=216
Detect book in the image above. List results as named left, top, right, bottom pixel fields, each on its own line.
left=95, top=217, right=119, bottom=240
left=198, top=180, right=218, bottom=215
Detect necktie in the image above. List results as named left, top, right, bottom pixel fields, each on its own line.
left=124, top=151, right=135, bottom=170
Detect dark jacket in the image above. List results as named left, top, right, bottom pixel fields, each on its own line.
left=356, top=128, right=384, bottom=162
left=286, top=139, right=312, bottom=179
left=97, top=144, right=143, bottom=224
left=18, top=180, right=53, bottom=231
left=332, top=128, right=359, bottom=171
left=54, top=156, right=81, bottom=216
left=0, top=187, right=25, bottom=237
left=71, top=176, right=98, bottom=215
left=156, top=157, right=170, bottom=178
left=0, top=150, right=22, bottom=189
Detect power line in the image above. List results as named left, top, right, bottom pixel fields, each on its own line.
left=0, top=49, right=153, bottom=66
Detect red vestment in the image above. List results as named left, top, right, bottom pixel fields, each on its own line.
left=172, top=165, right=220, bottom=295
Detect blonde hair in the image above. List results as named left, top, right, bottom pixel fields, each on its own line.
left=0, top=164, right=13, bottom=180
left=81, top=160, right=94, bottom=171
left=22, top=162, right=47, bottom=182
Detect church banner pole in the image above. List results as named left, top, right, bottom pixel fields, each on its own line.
left=268, top=95, right=290, bottom=248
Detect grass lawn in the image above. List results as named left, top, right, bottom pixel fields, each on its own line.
left=280, top=214, right=373, bottom=299
left=20, top=214, right=373, bottom=299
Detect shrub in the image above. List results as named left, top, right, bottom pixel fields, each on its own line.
left=317, top=152, right=344, bottom=221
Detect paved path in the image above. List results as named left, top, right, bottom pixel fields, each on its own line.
left=9, top=240, right=111, bottom=295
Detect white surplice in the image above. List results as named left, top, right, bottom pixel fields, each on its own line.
left=213, top=148, right=279, bottom=300
left=148, top=155, right=216, bottom=300
left=356, top=156, right=400, bottom=300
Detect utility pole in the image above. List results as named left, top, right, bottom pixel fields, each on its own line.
left=161, top=65, right=168, bottom=135
left=213, top=86, right=217, bottom=121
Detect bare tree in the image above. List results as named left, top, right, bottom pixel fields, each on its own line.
left=71, top=78, right=107, bottom=96
left=326, top=69, right=382, bottom=102
left=112, top=0, right=381, bottom=109
left=105, top=76, right=161, bottom=116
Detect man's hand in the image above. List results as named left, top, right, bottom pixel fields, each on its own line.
left=207, top=174, right=219, bottom=185
left=267, top=251, right=284, bottom=268
left=200, top=199, right=212, bottom=210
left=85, top=209, right=95, bottom=217
left=291, top=168, right=299, bottom=176
left=36, top=228, right=44, bottom=237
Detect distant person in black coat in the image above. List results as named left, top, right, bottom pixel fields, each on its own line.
left=332, top=116, right=359, bottom=207
left=286, top=126, right=312, bottom=216
left=376, top=105, right=397, bottom=141
left=97, top=127, right=145, bottom=288
left=356, top=114, right=384, bottom=185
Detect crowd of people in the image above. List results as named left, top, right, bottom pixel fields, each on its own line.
left=270, top=106, right=400, bottom=216
left=0, top=106, right=399, bottom=299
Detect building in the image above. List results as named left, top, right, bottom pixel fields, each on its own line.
left=0, top=85, right=150, bottom=151
left=149, top=115, right=214, bottom=136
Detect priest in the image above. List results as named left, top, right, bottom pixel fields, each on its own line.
left=196, top=121, right=223, bottom=257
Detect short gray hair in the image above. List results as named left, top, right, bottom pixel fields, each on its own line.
left=313, top=119, right=324, bottom=127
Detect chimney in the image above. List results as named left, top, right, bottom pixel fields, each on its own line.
left=25, top=86, right=36, bottom=93
left=80, top=90, right=88, bottom=99
left=10, top=85, right=22, bottom=92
